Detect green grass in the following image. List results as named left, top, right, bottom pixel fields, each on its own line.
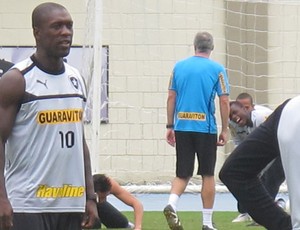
left=97, top=211, right=265, bottom=230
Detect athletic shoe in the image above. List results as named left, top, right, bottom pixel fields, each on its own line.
left=246, top=221, right=260, bottom=227
left=285, top=199, right=290, bottom=214
left=163, top=204, right=184, bottom=230
left=232, top=213, right=252, bottom=223
left=202, top=225, right=217, bottom=230
left=276, top=198, right=286, bottom=210
left=127, top=222, right=135, bottom=229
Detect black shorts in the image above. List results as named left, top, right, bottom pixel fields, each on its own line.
left=175, top=131, right=217, bottom=178
left=12, top=213, right=82, bottom=230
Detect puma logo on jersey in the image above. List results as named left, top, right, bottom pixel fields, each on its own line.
left=36, top=79, right=48, bottom=89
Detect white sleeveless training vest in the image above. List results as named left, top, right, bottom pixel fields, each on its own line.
left=5, top=56, right=87, bottom=213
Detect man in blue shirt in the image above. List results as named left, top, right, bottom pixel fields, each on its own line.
left=163, top=31, right=230, bottom=230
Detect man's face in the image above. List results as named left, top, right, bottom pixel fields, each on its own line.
left=236, top=98, right=254, bottom=112
left=230, top=103, right=249, bottom=127
left=34, top=8, right=73, bottom=58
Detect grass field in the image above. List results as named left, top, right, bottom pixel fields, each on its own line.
left=97, top=211, right=265, bottom=230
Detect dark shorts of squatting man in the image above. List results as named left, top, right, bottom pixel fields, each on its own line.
left=175, top=131, right=217, bottom=178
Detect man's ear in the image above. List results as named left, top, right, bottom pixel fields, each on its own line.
left=33, top=26, right=40, bottom=39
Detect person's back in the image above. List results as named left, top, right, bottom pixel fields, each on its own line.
left=172, top=56, right=227, bottom=133
left=250, top=106, right=273, bottom=131
left=165, top=31, right=230, bottom=230
left=93, top=174, right=143, bottom=229
left=254, top=104, right=272, bottom=112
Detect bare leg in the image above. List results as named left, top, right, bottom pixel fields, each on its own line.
left=201, top=175, right=215, bottom=209
left=170, top=176, right=190, bottom=195
left=201, top=175, right=216, bottom=229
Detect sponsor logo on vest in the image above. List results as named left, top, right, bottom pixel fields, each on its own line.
left=177, top=112, right=206, bottom=120
left=37, top=109, right=83, bottom=124
left=36, top=184, right=85, bottom=198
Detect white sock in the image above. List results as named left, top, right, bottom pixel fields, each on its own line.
left=168, top=193, right=179, bottom=212
left=202, top=208, right=213, bottom=227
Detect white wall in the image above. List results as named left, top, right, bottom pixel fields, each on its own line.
left=99, top=0, right=227, bottom=183
left=2, top=0, right=298, bottom=184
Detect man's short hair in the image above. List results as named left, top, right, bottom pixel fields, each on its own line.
left=230, top=100, right=244, bottom=108
left=32, top=2, right=67, bottom=28
left=93, top=174, right=112, bottom=193
left=194, top=32, right=214, bottom=53
left=236, top=92, right=253, bottom=105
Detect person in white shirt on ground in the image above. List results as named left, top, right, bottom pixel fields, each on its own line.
left=228, top=93, right=286, bottom=225
left=219, top=94, right=300, bottom=229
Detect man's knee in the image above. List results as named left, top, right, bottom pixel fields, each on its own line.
left=219, top=164, right=231, bottom=186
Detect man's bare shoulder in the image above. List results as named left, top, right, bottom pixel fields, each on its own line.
left=0, top=69, right=25, bottom=104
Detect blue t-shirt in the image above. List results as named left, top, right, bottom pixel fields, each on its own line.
left=169, top=56, right=230, bottom=134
